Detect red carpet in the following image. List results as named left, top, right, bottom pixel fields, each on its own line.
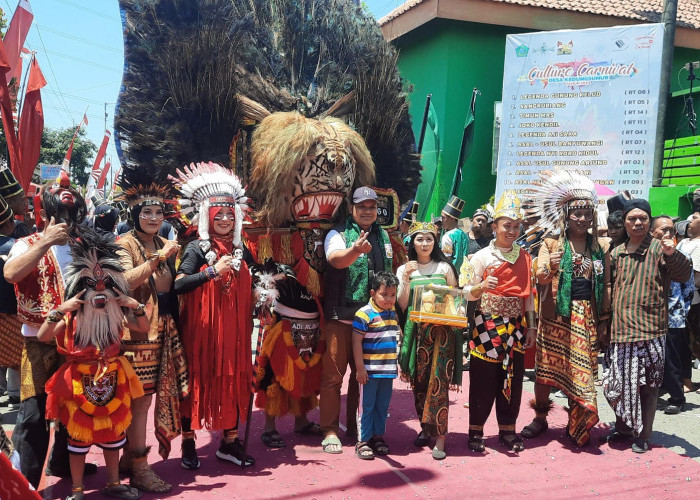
left=42, top=375, right=699, bottom=499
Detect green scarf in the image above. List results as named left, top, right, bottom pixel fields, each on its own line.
left=555, top=234, right=605, bottom=317
left=344, top=216, right=392, bottom=303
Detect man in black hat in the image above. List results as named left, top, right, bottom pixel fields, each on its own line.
left=440, top=195, right=467, bottom=271
left=601, top=199, right=691, bottom=453
left=320, top=186, right=393, bottom=454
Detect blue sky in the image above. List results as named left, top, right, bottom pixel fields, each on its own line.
left=1, top=0, right=404, bottom=184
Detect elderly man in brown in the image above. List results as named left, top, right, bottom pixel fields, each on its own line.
left=600, top=199, right=692, bottom=453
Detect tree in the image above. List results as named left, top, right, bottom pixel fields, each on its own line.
left=37, top=127, right=97, bottom=186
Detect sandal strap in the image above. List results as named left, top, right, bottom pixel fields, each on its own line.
left=72, top=486, right=85, bottom=493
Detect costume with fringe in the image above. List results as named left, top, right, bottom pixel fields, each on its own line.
left=45, top=313, right=144, bottom=447
left=171, top=162, right=254, bottom=429
left=529, top=169, right=606, bottom=446
left=252, top=262, right=325, bottom=418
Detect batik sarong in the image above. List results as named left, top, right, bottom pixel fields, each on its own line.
left=536, top=300, right=598, bottom=446
left=0, top=313, right=22, bottom=368
left=602, top=337, right=665, bottom=436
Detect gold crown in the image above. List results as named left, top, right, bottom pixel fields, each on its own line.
left=493, top=189, right=523, bottom=221
left=408, top=221, right=438, bottom=236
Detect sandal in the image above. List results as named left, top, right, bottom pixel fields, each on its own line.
left=369, top=437, right=390, bottom=455
left=499, top=432, right=525, bottom=452
left=521, top=418, right=548, bottom=439
left=102, top=481, right=143, bottom=499
left=355, top=441, right=375, bottom=460
left=294, top=421, right=322, bottom=436
left=261, top=430, right=286, bottom=448
left=130, top=456, right=171, bottom=493
left=413, top=431, right=430, bottom=447
left=321, top=434, right=343, bottom=454
left=468, top=434, right=485, bottom=453
left=599, top=429, right=634, bottom=444
left=66, top=486, right=84, bottom=500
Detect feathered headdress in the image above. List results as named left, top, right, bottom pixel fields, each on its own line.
left=115, top=160, right=174, bottom=232
left=169, top=161, right=249, bottom=261
left=528, top=169, right=597, bottom=233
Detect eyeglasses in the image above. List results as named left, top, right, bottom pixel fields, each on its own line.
left=213, top=213, right=235, bottom=221
left=139, top=213, right=164, bottom=220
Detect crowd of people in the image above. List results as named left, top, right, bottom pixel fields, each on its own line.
left=1, top=165, right=699, bottom=499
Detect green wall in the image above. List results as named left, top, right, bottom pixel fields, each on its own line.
left=396, top=19, right=525, bottom=217
left=394, top=19, right=700, bottom=218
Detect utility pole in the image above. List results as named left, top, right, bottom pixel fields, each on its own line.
left=653, top=0, right=678, bottom=186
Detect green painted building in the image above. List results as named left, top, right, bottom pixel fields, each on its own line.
left=380, top=0, right=700, bottom=218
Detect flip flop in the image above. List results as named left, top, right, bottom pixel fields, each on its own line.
left=102, top=482, right=143, bottom=499
left=321, top=434, right=343, bottom=454
left=294, top=421, right=322, bottom=436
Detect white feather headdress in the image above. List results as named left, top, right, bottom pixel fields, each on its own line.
left=169, top=162, right=249, bottom=263
left=528, top=169, right=597, bottom=233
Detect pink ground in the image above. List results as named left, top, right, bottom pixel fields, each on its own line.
left=42, top=375, right=699, bottom=499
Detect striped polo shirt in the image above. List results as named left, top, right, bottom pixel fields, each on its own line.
left=353, top=299, right=399, bottom=379
left=610, top=234, right=692, bottom=343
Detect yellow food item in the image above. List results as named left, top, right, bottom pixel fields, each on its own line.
left=443, top=294, right=457, bottom=316
left=421, top=290, right=436, bottom=313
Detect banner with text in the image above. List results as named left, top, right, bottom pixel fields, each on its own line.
left=496, top=24, right=664, bottom=201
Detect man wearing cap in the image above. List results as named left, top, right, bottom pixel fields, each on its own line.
left=467, top=208, right=493, bottom=256
left=320, top=186, right=393, bottom=454
left=600, top=199, right=691, bottom=453
left=440, top=195, right=467, bottom=271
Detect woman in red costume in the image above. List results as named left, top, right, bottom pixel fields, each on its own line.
left=171, top=162, right=254, bottom=469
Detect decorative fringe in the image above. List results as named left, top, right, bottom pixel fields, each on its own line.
left=529, top=398, right=555, bottom=417
left=279, top=234, right=294, bottom=265
left=258, top=236, right=273, bottom=262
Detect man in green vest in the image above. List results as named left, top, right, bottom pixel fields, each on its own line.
left=440, top=195, right=467, bottom=271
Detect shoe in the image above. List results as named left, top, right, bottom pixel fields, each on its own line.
left=431, top=446, right=446, bottom=460
left=181, top=437, right=200, bottom=470
left=599, top=429, right=633, bottom=444
left=216, top=438, right=255, bottom=466
left=46, top=462, right=98, bottom=478
left=664, top=403, right=684, bottom=415
left=631, top=438, right=649, bottom=453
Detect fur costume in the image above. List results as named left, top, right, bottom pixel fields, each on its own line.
left=114, top=0, right=421, bottom=296
left=45, top=230, right=144, bottom=445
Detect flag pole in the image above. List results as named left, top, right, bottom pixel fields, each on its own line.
left=451, top=88, right=480, bottom=197
left=417, top=94, right=432, bottom=155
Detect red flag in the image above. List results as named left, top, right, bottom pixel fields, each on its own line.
left=89, top=130, right=111, bottom=184
left=16, top=55, right=45, bottom=191
left=0, top=39, right=21, bottom=178
left=3, top=1, right=34, bottom=86
left=111, top=166, right=121, bottom=194
left=97, top=159, right=111, bottom=192
left=61, top=113, right=88, bottom=172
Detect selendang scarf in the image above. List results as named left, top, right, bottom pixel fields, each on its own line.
left=556, top=234, right=604, bottom=317
left=345, top=216, right=392, bottom=303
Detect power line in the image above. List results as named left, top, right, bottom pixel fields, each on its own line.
left=36, top=25, right=123, bottom=54
left=44, top=49, right=122, bottom=73
left=53, top=0, right=120, bottom=22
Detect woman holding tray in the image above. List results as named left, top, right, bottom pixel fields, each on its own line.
left=460, top=190, right=536, bottom=453
left=397, top=222, right=460, bottom=460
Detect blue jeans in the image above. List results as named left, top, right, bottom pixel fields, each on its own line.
left=358, top=378, right=393, bottom=443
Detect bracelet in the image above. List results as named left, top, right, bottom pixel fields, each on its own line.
left=46, top=309, right=65, bottom=323
left=133, top=303, right=146, bottom=317
left=205, top=266, right=218, bottom=280
left=146, top=250, right=168, bottom=263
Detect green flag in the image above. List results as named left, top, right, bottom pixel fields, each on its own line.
left=451, top=88, right=480, bottom=197
left=414, top=99, right=441, bottom=221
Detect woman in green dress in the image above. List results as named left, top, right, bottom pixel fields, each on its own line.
left=397, top=222, right=461, bottom=460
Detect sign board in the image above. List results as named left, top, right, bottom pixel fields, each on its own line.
left=495, top=24, right=664, bottom=200
left=40, top=164, right=62, bottom=181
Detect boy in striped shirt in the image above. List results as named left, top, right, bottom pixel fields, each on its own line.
left=352, top=271, right=401, bottom=460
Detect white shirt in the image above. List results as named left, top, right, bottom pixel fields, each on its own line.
left=7, top=239, right=72, bottom=337
left=677, top=238, right=700, bottom=305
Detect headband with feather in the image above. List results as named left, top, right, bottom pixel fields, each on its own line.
left=169, top=161, right=249, bottom=262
